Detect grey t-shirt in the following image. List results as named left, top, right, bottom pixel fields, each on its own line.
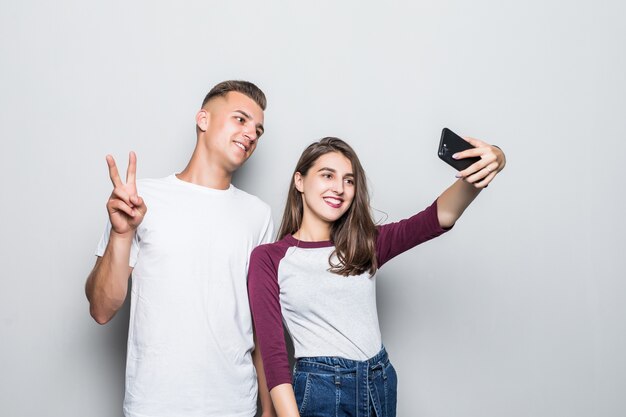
left=248, top=200, right=448, bottom=391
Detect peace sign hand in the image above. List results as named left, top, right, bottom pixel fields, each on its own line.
left=105, top=151, right=147, bottom=237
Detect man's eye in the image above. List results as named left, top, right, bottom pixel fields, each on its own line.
left=235, top=116, right=244, bottom=123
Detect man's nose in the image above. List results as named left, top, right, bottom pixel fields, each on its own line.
left=243, top=131, right=257, bottom=143
left=243, top=128, right=258, bottom=142
left=243, top=124, right=258, bottom=142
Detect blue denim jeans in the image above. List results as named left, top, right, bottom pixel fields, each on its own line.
left=292, top=347, right=397, bottom=417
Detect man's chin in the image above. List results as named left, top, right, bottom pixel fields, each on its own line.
left=228, top=156, right=251, bottom=172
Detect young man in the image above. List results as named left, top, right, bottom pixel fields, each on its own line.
left=85, top=81, right=275, bottom=417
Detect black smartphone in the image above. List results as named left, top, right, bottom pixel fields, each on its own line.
left=438, top=128, right=480, bottom=171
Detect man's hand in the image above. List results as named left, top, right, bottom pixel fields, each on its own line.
left=106, top=151, right=147, bottom=236
left=453, top=138, right=506, bottom=188
left=85, top=151, right=143, bottom=324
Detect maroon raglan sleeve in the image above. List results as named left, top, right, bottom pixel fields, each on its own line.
left=376, top=199, right=450, bottom=268
left=248, top=243, right=292, bottom=391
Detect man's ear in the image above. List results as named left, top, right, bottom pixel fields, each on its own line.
left=196, top=109, right=209, bottom=132
left=294, top=172, right=304, bottom=192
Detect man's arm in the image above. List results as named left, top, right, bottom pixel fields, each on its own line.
left=85, top=238, right=134, bottom=324
left=252, top=332, right=277, bottom=417
left=85, top=152, right=146, bottom=324
left=436, top=138, right=506, bottom=228
left=269, top=384, right=300, bottom=417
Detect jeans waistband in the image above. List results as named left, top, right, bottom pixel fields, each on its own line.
left=294, top=346, right=388, bottom=375
left=294, top=347, right=391, bottom=415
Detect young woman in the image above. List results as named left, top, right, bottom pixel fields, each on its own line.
left=249, top=137, right=506, bottom=417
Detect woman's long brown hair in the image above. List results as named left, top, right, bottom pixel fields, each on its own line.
left=277, top=137, right=378, bottom=276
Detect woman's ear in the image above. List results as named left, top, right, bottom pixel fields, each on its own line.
left=196, top=109, right=209, bottom=132
left=294, top=172, right=304, bottom=193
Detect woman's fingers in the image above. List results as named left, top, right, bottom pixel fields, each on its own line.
left=461, top=136, right=486, bottom=148
left=461, top=163, right=499, bottom=187
left=473, top=170, right=497, bottom=188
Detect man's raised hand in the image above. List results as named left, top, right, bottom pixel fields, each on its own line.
left=106, top=151, right=147, bottom=236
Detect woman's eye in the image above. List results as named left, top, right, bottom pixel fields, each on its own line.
left=345, top=179, right=354, bottom=185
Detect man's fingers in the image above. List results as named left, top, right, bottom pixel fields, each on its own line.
left=107, top=151, right=139, bottom=188
left=108, top=199, right=134, bottom=217
left=131, top=195, right=146, bottom=210
left=129, top=195, right=147, bottom=217
left=112, top=188, right=133, bottom=207
left=106, top=155, right=123, bottom=188
left=126, top=151, right=137, bottom=186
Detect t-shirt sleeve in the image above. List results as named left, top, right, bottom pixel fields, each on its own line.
left=248, top=245, right=292, bottom=391
left=376, top=199, right=450, bottom=268
left=95, top=220, right=140, bottom=267
left=258, top=207, right=275, bottom=246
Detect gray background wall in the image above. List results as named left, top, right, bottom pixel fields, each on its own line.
left=1, top=1, right=624, bottom=416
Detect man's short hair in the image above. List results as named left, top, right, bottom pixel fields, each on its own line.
left=202, top=80, right=267, bottom=110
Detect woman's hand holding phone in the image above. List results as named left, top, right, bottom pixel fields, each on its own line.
left=438, top=128, right=506, bottom=188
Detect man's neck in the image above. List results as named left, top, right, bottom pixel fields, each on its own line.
left=177, top=149, right=232, bottom=190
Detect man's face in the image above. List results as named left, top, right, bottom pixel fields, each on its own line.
left=200, top=91, right=265, bottom=173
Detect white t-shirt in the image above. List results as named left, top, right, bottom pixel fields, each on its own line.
left=96, top=175, right=274, bottom=417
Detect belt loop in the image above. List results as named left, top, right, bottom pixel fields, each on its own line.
left=335, top=365, right=341, bottom=386
left=356, top=360, right=370, bottom=417
left=380, top=361, right=387, bottom=380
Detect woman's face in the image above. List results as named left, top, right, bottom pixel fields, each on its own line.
left=295, top=151, right=356, bottom=227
